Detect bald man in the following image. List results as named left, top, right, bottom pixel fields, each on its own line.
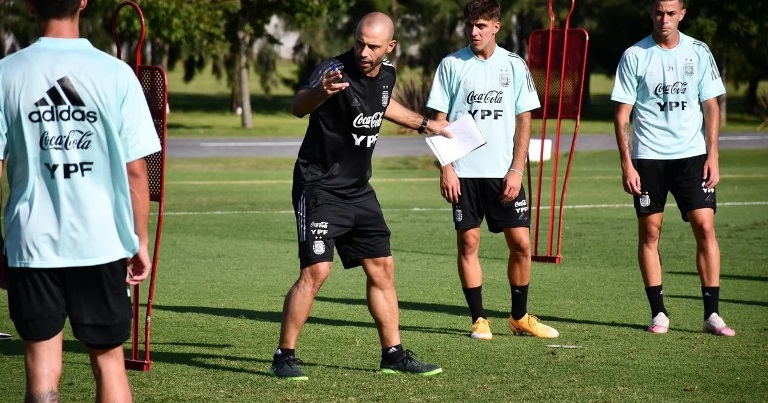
left=268, top=12, right=449, bottom=381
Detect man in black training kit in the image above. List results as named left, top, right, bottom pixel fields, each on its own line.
left=269, top=12, right=452, bottom=380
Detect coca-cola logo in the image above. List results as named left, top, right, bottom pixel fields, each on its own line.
left=466, top=90, right=504, bottom=104
left=654, top=82, right=688, bottom=96
left=352, top=112, right=383, bottom=129
left=40, top=130, right=94, bottom=151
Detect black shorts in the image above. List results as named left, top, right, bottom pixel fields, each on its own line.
left=7, top=260, right=132, bottom=346
left=452, top=178, right=530, bottom=233
left=294, top=191, right=391, bottom=269
left=633, top=154, right=716, bottom=222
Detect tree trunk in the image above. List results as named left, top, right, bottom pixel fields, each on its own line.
left=238, top=29, right=253, bottom=129
left=509, top=14, right=520, bottom=54
left=746, top=76, right=759, bottom=114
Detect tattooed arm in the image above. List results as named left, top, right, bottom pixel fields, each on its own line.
left=614, top=103, right=641, bottom=195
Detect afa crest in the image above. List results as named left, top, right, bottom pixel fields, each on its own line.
left=639, top=193, right=651, bottom=208
left=312, top=240, right=325, bottom=255
left=684, top=60, right=694, bottom=77
left=499, top=69, right=510, bottom=87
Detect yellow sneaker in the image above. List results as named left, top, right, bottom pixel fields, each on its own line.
left=471, top=318, right=493, bottom=340
left=508, top=314, right=559, bottom=338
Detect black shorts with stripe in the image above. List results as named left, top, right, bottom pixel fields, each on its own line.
left=633, top=154, right=716, bottom=222
left=293, top=190, right=391, bottom=269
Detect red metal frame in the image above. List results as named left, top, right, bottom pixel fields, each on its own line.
left=112, top=0, right=168, bottom=371
left=526, top=0, right=589, bottom=263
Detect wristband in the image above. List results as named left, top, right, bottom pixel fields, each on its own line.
left=508, top=168, right=524, bottom=176
left=417, top=116, right=428, bottom=134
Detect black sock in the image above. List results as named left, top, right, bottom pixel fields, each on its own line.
left=463, top=286, right=486, bottom=323
left=273, top=348, right=295, bottom=363
left=382, top=344, right=404, bottom=362
left=645, top=285, right=668, bottom=317
left=510, top=284, right=529, bottom=321
left=702, top=286, right=720, bottom=320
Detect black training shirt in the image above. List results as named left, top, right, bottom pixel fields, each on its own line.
left=293, top=48, right=396, bottom=201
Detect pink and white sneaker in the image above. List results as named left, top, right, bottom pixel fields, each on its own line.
left=703, top=313, right=736, bottom=337
left=647, top=312, right=669, bottom=334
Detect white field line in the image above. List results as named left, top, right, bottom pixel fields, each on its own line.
left=168, top=173, right=768, bottom=186
left=720, top=135, right=768, bottom=141
left=161, top=201, right=768, bottom=216
left=199, top=141, right=302, bottom=147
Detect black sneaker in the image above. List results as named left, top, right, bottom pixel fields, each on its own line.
left=268, top=355, right=308, bottom=381
left=379, top=349, right=442, bottom=376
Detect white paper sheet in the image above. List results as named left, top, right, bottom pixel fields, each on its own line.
left=425, top=115, right=487, bottom=166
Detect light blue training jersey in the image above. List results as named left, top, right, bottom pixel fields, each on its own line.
left=0, top=38, right=161, bottom=268
left=611, top=32, right=725, bottom=159
left=427, top=45, right=540, bottom=178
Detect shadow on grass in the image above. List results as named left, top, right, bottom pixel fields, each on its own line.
left=169, top=93, right=293, bottom=114
left=393, top=247, right=507, bottom=262
left=152, top=304, right=465, bottom=337
left=0, top=338, right=371, bottom=376
left=667, top=295, right=768, bottom=308
left=314, top=296, right=652, bottom=332
left=667, top=270, right=768, bottom=283
left=167, top=122, right=215, bottom=130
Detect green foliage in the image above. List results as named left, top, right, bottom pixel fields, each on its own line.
left=392, top=71, right=433, bottom=118
left=1, top=150, right=767, bottom=401
left=6, top=0, right=764, bottom=121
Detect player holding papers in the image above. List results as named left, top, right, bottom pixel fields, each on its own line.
left=426, top=0, right=559, bottom=340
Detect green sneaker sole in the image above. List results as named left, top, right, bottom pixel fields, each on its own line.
left=268, top=369, right=308, bottom=381
left=379, top=367, right=443, bottom=376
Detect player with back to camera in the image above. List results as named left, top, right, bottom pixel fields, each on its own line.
left=268, top=12, right=452, bottom=381
left=611, top=0, right=735, bottom=336
left=0, top=0, right=161, bottom=401
left=426, top=0, right=559, bottom=340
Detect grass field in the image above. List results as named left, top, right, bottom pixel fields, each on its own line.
left=1, top=149, right=766, bottom=402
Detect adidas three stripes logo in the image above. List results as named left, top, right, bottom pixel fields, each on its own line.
left=34, top=76, right=86, bottom=107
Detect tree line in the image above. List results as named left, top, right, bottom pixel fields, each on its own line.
left=2, top=0, right=765, bottom=128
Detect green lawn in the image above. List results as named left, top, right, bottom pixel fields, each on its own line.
left=1, top=149, right=766, bottom=402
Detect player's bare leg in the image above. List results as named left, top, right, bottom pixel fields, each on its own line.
left=270, top=262, right=332, bottom=380
left=88, top=345, right=132, bottom=402
left=638, top=213, right=665, bottom=287
left=362, top=256, right=400, bottom=348
left=639, top=213, right=670, bottom=333
left=687, top=208, right=720, bottom=287
left=24, top=332, right=63, bottom=402
left=278, top=262, right=332, bottom=349
left=687, top=208, right=734, bottom=335
left=363, top=256, right=442, bottom=376
left=457, top=228, right=482, bottom=288
left=503, top=227, right=531, bottom=286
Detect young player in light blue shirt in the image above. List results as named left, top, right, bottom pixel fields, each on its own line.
left=0, top=0, right=161, bottom=400
left=611, top=0, right=734, bottom=337
left=426, top=0, right=559, bottom=340
left=0, top=37, right=159, bottom=267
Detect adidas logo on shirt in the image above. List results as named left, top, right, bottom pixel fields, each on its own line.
left=28, top=76, right=97, bottom=123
